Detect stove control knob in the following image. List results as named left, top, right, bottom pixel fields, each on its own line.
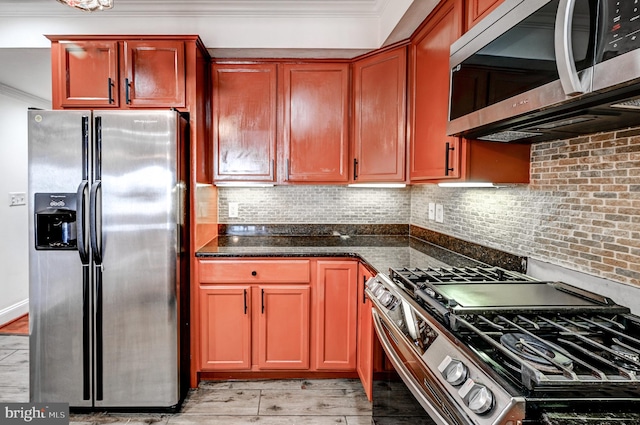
left=458, top=379, right=494, bottom=415
left=378, top=291, right=397, bottom=308
left=437, top=355, right=468, bottom=386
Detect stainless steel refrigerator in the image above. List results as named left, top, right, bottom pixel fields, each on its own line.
left=28, top=109, right=189, bottom=410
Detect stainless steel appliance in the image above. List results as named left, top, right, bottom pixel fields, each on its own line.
left=28, top=109, right=189, bottom=410
left=368, top=266, right=640, bottom=424
left=448, top=0, right=640, bottom=142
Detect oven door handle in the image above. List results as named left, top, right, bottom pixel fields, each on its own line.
left=372, top=309, right=454, bottom=425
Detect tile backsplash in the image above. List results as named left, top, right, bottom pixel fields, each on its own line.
left=218, top=185, right=411, bottom=224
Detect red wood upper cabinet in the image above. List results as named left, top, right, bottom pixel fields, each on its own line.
left=123, top=40, right=186, bottom=108
left=53, top=40, right=119, bottom=108
left=352, top=47, right=407, bottom=183
left=409, top=0, right=464, bottom=182
left=199, top=286, right=252, bottom=371
left=314, top=261, right=358, bottom=371
left=258, top=286, right=310, bottom=370
left=356, top=264, right=374, bottom=401
left=466, top=0, right=505, bottom=30
left=281, top=63, right=350, bottom=183
left=212, top=63, right=277, bottom=182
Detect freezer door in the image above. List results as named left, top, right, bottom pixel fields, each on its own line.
left=94, top=110, right=181, bottom=408
left=28, top=110, right=93, bottom=406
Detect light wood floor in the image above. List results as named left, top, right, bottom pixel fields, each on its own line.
left=0, top=335, right=372, bottom=424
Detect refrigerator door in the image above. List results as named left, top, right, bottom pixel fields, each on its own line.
left=28, top=110, right=93, bottom=406
left=94, top=110, right=181, bottom=408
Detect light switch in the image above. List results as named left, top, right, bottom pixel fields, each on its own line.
left=428, top=203, right=435, bottom=220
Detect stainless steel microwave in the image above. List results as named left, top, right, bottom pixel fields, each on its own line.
left=448, top=0, right=640, bottom=142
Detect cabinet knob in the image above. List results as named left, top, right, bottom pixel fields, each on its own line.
left=251, top=271, right=257, bottom=276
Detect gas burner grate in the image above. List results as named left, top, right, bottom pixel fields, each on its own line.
left=390, top=266, right=534, bottom=285
left=455, top=312, right=640, bottom=391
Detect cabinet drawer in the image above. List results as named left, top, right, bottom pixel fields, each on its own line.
left=199, top=260, right=311, bottom=283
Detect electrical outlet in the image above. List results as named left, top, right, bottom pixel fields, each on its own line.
left=428, top=203, right=435, bottom=220
left=9, top=192, right=26, bottom=207
left=228, top=202, right=239, bottom=218
left=435, top=204, right=444, bottom=223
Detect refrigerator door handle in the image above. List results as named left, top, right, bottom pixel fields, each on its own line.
left=76, top=181, right=90, bottom=264
left=82, top=263, right=91, bottom=400
left=95, top=264, right=103, bottom=401
left=89, top=181, right=102, bottom=265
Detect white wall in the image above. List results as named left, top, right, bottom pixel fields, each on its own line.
left=0, top=83, right=49, bottom=325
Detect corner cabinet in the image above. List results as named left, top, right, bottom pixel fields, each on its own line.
left=352, top=47, right=407, bottom=183
left=281, top=63, right=350, bottom=183
left=212, top=63, right=277, bottom=182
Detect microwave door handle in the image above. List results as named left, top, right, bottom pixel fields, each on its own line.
left=555, top=0, right=584, bottom=95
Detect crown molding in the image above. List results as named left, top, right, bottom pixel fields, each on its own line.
left=0, top=0, right=392, bottom=17
left=0, top=82, right=50, bottom=108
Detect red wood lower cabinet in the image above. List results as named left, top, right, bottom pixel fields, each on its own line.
left=200, top=286, right=252, bottom=370
left=258, top=286, right=310, bottom=369
left=315, top=261, right=358, bottom=370
left=356, top=264, right=374, bottom=401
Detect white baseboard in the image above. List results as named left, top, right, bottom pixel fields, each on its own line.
left=0, top=299, right=29, bottom=327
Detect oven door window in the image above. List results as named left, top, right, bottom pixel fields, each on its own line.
left=450, top=0, right=598, bottom=120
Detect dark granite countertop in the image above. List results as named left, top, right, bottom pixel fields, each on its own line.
left=542, top=411, right=640, bottom=425
left=197, top=235, right=485, bottom=273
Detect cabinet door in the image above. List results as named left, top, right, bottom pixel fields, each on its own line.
left=282, top=63, right=350, bottom=183
left=55, top=40, right=119, bottom=108
left=213, top=64, right=277, bottom=182
left=257, top=286, right=310, bottom=369
left=356, top=264, right=374, bottom=401
left=315, top=261, right=358, bottom=370
left=409, top=0, right=464, bottom=181
left=200, top=286, right=252, bottom=370
left=353, top=47, right=407, bottom=183
left=467, top=0, right=505, bottom=30
left=123, top=40, right=186, bottom=107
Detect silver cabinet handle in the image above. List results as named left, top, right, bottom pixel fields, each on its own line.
left=555, top=0, right=583, bottom=95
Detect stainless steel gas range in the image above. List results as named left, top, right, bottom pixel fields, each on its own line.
left=367, top=266, right=640, bottom=425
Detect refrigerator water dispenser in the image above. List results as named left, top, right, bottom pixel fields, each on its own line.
left=34, top=193, right=77, bottom=250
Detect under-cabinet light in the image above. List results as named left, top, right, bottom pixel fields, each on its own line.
left=437, top=182, right=503, bottom=188
left=57, top=0, right=113, bottom=11
left=347, top=183, right=407, bottom=188
left=215, top=182, right=275, bottom=188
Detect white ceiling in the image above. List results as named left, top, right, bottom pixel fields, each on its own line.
left=0, top=0, right=438, bottom=101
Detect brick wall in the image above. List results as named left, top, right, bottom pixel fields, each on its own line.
left=412, top=128, right=640, bottom=287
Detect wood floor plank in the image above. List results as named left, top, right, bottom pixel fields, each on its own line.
left=258, top=388, right=371, bottom=416
left=180, top=389, right=261, bottom=415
